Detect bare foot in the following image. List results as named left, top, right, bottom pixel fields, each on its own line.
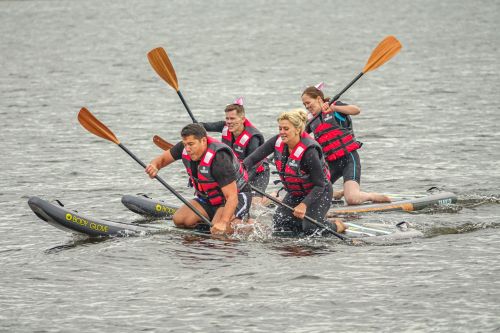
left=370, top=193, right=392, bottom=203
left=332, top=219, right=347, bottom=233
left=333, top=190, right=344, bottom=200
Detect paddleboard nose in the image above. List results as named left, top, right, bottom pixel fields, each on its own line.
left=28, top=196, right=49, bottom=222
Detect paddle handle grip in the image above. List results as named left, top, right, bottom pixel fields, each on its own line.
left=177, top=91, right=198, bottom=123
left=250, top=186, right=347, bottom=241
left=118, top=144, right=211, bottom=225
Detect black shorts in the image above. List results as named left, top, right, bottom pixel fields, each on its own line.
left=250, top=165, right=270, bottom=197
left=328, top=150, right=361, bottom=185
left=195, top=192, right=252, bottom=220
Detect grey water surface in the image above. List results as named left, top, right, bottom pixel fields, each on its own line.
left=1, top=0, right=499, bottom=332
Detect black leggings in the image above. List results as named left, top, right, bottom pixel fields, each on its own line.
left=272, top=183, right=333, bottom=234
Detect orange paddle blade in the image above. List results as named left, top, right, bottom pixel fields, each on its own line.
left=147, top=47, right=179, bottom=91
left=153, top=135, right=174, bottom=150
left=362, top=36, right=402, bottom=73
left=78, top=107, right=120, bottom=145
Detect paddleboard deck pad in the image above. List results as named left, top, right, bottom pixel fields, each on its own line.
left=28, top=196, right=422, bottom=242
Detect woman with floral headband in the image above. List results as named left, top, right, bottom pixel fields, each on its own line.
left=199, top=98, right=270, bottom=204
left=302, top=83, right=390, bottom=205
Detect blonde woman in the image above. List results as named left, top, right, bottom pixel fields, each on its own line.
left=244, top=109, right=345, bottom=234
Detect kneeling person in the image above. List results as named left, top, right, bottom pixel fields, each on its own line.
left=145, top=124, right=252, bottom=235
left=244, top=109, right=345, bottom=235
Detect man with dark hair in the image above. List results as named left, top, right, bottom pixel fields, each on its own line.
left=145, top=123, right=252, bottom=235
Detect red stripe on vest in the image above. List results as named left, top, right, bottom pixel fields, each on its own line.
left=308, top=111, right=361, bottom=162
left=274, top=133, right=330, bottom=197
left=221, top=118, right=267, bottom=174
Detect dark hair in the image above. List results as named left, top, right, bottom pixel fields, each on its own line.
left=180, top=123, right=207, bottom=140
left=224, top=104, right=245, bottom=117
left=301, top=86, right=330, bottom=103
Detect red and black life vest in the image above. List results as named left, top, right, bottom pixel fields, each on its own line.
left=307, top=111, right=362, bottom=162
left=181, top=136, right=248, bottom=206
left=221, top=118, right=267, bottom=173
left=274, top=132, right=330, bottom=197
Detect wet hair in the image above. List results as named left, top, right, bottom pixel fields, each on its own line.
left=224, top=104, right=245, bottom=117
left=277, top=109, right=308, bottom=133
left=301, top=86, right=331, bottom=103
left=180, top=123, right=207, bottom=140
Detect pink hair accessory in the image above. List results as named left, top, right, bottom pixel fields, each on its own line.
left=233, top=97, right=244, bottom=106
left=315, top=82, right=325, bottom=91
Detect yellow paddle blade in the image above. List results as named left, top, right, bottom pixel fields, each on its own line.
left=362, top=35, right=402, bottom=73
left=147, top=47, right=179, bottom=91
left=78, top=107, right=120, bottom=145
left=153, top=135, right=174, bottom=150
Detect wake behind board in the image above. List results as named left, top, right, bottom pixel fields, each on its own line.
left=28, top=196, right=421, bottom=242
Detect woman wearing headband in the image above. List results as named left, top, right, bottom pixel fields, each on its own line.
left=302, top=83, right=390, bottom=205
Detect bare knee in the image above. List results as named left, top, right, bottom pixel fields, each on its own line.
left=173, top=210, right=200, bottom=228
left=172, top=212, right=186, bottom=227
left=343, top=181, right=362, bottom=205
left=344, top=194, right=363, bottom=205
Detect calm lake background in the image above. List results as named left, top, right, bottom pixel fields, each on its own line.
left=1, top=0, right=499, bottom=332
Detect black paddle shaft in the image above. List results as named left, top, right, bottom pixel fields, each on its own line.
left=118, top=143, right=211, bottom=225
left=309, top=72, right=365, bottom=125
left=330, top=72, right=364, bottom=104
left=177, top=91, right=197, bottom=123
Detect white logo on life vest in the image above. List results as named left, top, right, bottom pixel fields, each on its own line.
left=324, top=114, right=333, bottom=121
left=289, top=160, right=298, bottom=168
left=239, top=134, right=249, bottom=145
left=200, top=166, right=209, bottom=174
left=293, top=146, right=304, bottom=158
left=234, top=145, right=244, bottom=153
left=203, top=151, right=214, bottom=163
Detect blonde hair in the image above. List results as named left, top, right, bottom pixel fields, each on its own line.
left=277, top=109, right=308, bottom=133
